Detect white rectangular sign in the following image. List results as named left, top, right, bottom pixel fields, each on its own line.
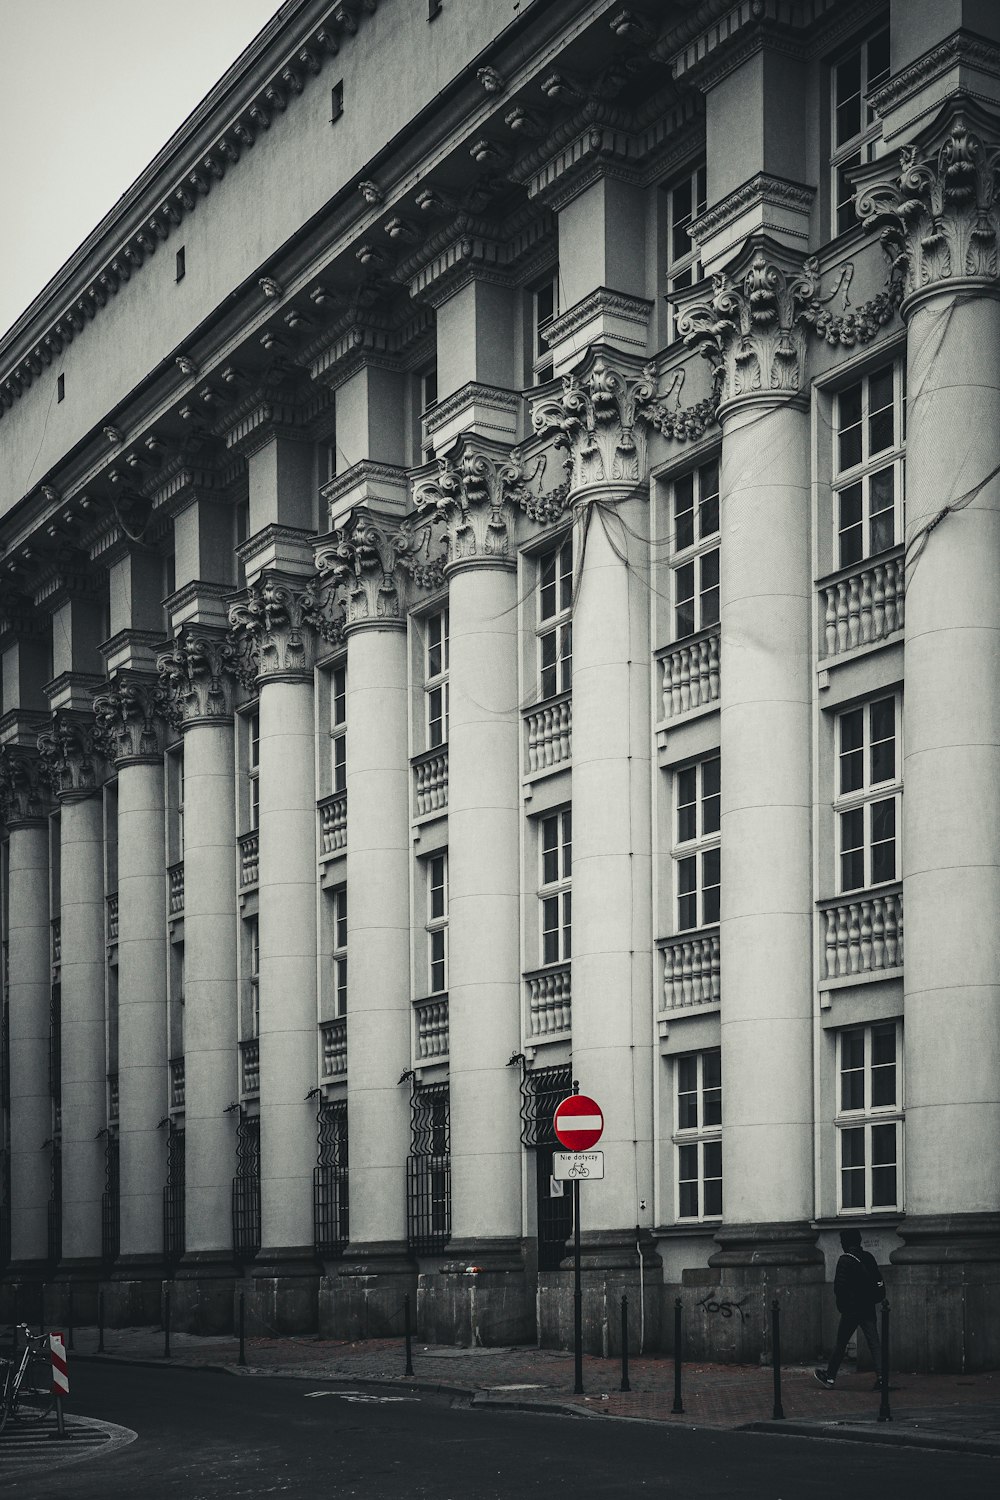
left=553, top=1151, right=604, bottom=1181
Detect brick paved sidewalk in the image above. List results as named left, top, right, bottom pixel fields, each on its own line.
left=48, top=1325, right=1000, bottom=1453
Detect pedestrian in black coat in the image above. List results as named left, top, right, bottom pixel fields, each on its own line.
left=814, top=1227, right=886, bottom=1387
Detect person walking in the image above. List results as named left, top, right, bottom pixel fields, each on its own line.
left=814, top=1227, right=886, bottom=1388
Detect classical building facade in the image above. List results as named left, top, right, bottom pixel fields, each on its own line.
left=1, top=0, right=998, bottom=1369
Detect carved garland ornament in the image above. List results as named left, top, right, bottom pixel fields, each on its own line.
left=412, top=446, right=570, bottom=564
left=36, top=712, right=106, bottom=799
left=314, top=512, right=446, bottom=627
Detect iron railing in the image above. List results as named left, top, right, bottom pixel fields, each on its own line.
left=101, top=1133, right=120, bottom=1266
left=405, top=1082, right=450, bottom=1254
left=518, top=1062, right=573, bottom=1271
left=313, top=1100, right=349, bottom=1258
left=163, top=1125, right=185, bottom=1266
left=47, top=1139, right=62, bottom=1266
left=232, top=1112, right=261, bottom=1265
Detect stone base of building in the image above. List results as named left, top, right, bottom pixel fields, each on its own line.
left=0, top=1262, right=49, bottom=1325
left=415, top=1238, right=534, bottom=1347
left=103, top=1256, right=168, bottom=1326
left=537, top=1230, right=664, bottom=1356
left=886, top=1213, right=1000, bottom=1372
left=322, top=1243, right=417, bottom=1339
left=43, top=1258, right=105, bottom=1325
left=243, top=1247, right=321, bottom=1336
left=171, top=1251, right=239, bottom=1334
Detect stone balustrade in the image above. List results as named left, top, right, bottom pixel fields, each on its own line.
left=319, top=792, right=347, bottom=857
left=107, top=893, right=119, bottom=942
left=819, top=886, right=904, bottom=981
left=51, top=919, right=61, bottom=965
left=240, top=1038, right=260, bottom=1096
left=820, top=552, right=904, bottom=659
left=659, top=928, right=721, bottom=1010
left=108, top=1073, right=119, bottom=1122
left=525, top=963, right=571, bottom=1038
left=414, top=995, right=449, bottom=1060
left=168, top=861, right=184, bottom=915
left=320, top=1017, right=347, bottom=1079
left=525, top=693, right=572, bottom=774
left=413, top=748, right=448, bottom=817
left=238, top=831, right=259, bottom=889
left=658, top=631, right=720, bottom=721
left=169, top=1056, right=185, bottom=1109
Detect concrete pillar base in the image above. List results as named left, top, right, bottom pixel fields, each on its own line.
left=537, top=1230, right=663, bottom=1355
left=0, top=1264, right=48, bottom=1325
left=172, top=1251, right=240, bottom=1334
left=44, top=1258, right=104, bottom=1325
left=416, top=1238, right=533, bottom=1347
left=324, top=1243, right=416, bottom=1339
left=245, top=1247, right=321, bottom=1335
left=886, top=1213, right=1000, bottom=1372
left=708, top=1220, right=825, bottom=1269
left=104, top=1257, right=167, bottom=1326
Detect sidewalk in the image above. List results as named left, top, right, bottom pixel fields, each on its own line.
left=50, top=1325, right=1000, bottom=1455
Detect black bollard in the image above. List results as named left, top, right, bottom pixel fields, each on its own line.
left=877, top=1301, right=892, bottom=1423
left=620, top=1295, right=631, bottom=1393
left=163, top=1283, right=171, bottom=1360
left=671, top=1297, right=684, bottom=1414
left=238, top=1291, right=247, bottom=1367
left=97, top=1288, right=105, bottom=1353
left=403, top=1293, right=414, bottom=1377
left=771, top=1299, right=785, bottom=1420
left=67, top=1281, right=75, bottom=1352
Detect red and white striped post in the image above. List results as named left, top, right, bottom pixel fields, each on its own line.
left=50, top=1331, right=69, bottom=1438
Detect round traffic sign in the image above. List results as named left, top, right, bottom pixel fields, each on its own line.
left=553, top=1094, right=604, bottom=1151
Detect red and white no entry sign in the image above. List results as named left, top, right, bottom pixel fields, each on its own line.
left=553, top=1094, right=604, bottom=1152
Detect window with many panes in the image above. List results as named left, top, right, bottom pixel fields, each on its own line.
left=425, top=610, right=449, bottom=749
left=672, top=458, right=720, bottom=640
left=674, top=757, right=720, bottom=931
left=538, top=535, right=572, bottom=699
left=247, top=710, right=260, bottom=831
left=539, top=808, right=571, bottom=966
left=830, top=24, right=890, bottom=237
left=665, top=162, right=706, bottom=341
left=837, top=1021, right=902, bottom=1212
left=245, top=917, right=260, bottom=1039
left=834, top=362, right=904, bottom=569
left=675, top=1049, right=722, bottom=1220
left=532, top=273, right=558, bottom=383
left=426, top=852, right=448, bottom=994
left=330, top=664, right=346, bottom=793
left=836, top=696, right=900, bottom=893
left=332, top=886, right=347, bottom=1018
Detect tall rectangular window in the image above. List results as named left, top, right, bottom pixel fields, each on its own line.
left=425, top=610, right=449, bottom=749
left=426, top=852, right=448, bottom=995
left=837, top=1021, right=902, bottom=1212
left=830, top=25, right=890, bottom=236
left=539, top=808, right=571, bottom=966
left=331, top=664, right=347, bottom=793
left=538, top=535, right=572, bottom=699
left=532, top=274, right=558, bottom=384
left=675, top=1049, right=722, bottom=1219
left=332, top=886, right=347, bottom=1018
left=245, top=917, right=260, bottom=1039
left=836, top=695, right=900, bottom=892
left=247, top=710, right=260, bottom=831
left=665, top=162, right=706, bottom=341
left=674, top=756, right=720, bottom=931
left=672, top=458, right=720, bottom=640
left=834, top=362, right=905, bottom=569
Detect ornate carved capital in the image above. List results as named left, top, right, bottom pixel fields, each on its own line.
left=530, top=356, right=659, bottom=491
left=0, top=745, right=51, bottom=826
left=227, top=574, right=343, bottom=682
left=412, top=443, right=570, bottom=568
left=92, top=675, right=169, bottom=767
left=314, top=511, right=446, bottom=629
left=156, top=627, right=240, bottom=727
left=857, top=105, right=1000, bottom=302
left=36, top=711, right=107, bottom=801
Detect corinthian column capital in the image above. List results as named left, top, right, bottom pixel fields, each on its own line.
left=36, top=711, right=107, bottom=801
left=227, top=573, right=344, bottom=683
left=856, top=102, right=1000, bottom=305
left=0, top=744, right=50, bottom=827
left=156, top=625, right=241, bottom=727
left=529, top=354, right=659, bottom=492
left=91, top=673, right=170, bottom=767
left=411, top=440, right=569, bottom=571
left=314, top=509, right=446, bottom=631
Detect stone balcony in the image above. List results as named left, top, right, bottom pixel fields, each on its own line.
left=319, top=792, right=347, bottom=858
left=320, top=1017, right=347, bottom=1080
left=169, top=1056, right=185, bottom=1110
left=168, top=862, right=184, bottom=916
left=657, top=628, right=720, bottom=722
left=238, top=831, right=259, bottom=890
left=524, top=962, right=571, bottom=1039
left=240, top=1038, right=260, bottom=1097
left=414, top=994, right=449, bottom=1060
left=106, top=893, right=119, bottom=943
left=524, top=692, right=572, bottom=775
left=819, top=885, right=903, bottom=983
left=413, top=747, right=448, bottom=818
left=819, top=549, right=904, bottom=660
left=659, top=927, right=721, bottom=1011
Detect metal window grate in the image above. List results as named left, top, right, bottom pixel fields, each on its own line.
left=535, top=1145, right=572, bottom=1271
left=163, top=1125, right=186, bottom=1266
left=0, top=1147, right=10, bottom=1268
left=47, top=1138, right=62, bottom=1266
left=232, top=1112, right=261, bottom=1264
left=518, top=1063, right=573, bottom=1270
left=49, top=985, right=61, bottom=1102
left=406, top=1083, right=450, bottom=1254
left=518, top=1063, right=572, bottom=1147
left=101, top=1134, right=120, bottom=1266
left=313, top=1101, right=349, bottom=1257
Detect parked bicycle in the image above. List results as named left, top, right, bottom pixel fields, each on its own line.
left=0, top=1325, right=54, bottom=1434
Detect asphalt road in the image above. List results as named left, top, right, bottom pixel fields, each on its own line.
left=4, top=1361, right=996, bottom=1500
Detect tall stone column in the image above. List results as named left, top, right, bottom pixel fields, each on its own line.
left=858, top=104, right=1000, bottom=1367
left=36, top=713, right=107, bottom=1315
left=157, top=627, right=240, bottom=1331
left=229, top=567, right=335, bottom=1333
left=411, top=443, right=530, bottom=1343
left=681, top=249, right=822, bottom=1340
left=0, top=747, right=51, bottom=1293
left=314, top=509, right=441, bottom=1336
left=531, top=358, right=660, bottom=1350
left=92, top=674, right=169, bottom=1322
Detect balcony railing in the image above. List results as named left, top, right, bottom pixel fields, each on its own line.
left=525, top=693, right=572, bottom=774
left=320, top=1017, right=347, bottom=1079
left=169, top=1056, right=185, bottom=1110
left=658, top=630, right=720, bottom=721
left=413, top=747, right=448, bottom=817
left=51, top=919, right=61, bottom=965
left=659, top=927, right=721, bottom=1011
left=108, top=1073, right=119, bottom=1124
left=168, top=862, right=184, bottom=916
left=525, top=963, right=571, bottom=1038
left=107, top=893, right=119, bottom=943
left=240, top=1038, right=260, bottom=1097
left=414, top=995, right=449, bottom=1060
left=820, top=551, right=904, bottom=659
left=319, top=793, right=347, bottom=857
left=819, top=886, right=903, bottom=981
left=238, top=831, right=259, bottom=889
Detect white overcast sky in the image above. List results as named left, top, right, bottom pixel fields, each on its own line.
left=0, top=0, right=283, bottom=339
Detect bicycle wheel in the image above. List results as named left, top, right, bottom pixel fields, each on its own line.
left=12, top=1349, right=54, bottom=1425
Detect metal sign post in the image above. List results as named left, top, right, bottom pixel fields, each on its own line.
left=50, top=1330, right=69, bottom=1440
left=553, top=1088, right=605, bottom=1399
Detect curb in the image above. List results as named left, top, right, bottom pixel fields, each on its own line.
left=740, top=1419, right=1000, bottom=1457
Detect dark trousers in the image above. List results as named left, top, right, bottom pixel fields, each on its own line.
left=826, top=1310, right=881, bottom=1378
